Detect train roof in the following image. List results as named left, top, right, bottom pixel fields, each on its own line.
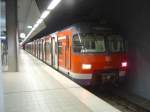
left=59, top=22, right=119, bottom=35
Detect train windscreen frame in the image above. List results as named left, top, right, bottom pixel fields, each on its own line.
left=72, top=33, right=126, bottom=54
left=73, top=33, right=106, bottom=53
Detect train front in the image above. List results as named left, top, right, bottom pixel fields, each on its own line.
left=71, top=25, right=128, bottom=85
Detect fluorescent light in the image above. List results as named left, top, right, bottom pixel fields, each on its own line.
left=20, top=33, right=26, bottom=38
left=34, top=23, right=39, bottom=29
left=27, top=25, right=32, bottom=29
left=36, top=18, right=43, bottom=24
left=22, top=0, right=61, bottom=45
left=0, top=36, right=6, bottom=39
left=40, top=10, right=50, bottom=19
left=47, top=0, right=61, bottom=10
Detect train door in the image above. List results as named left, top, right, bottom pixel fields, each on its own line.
left=58, top=35, right=70, bottom=70
left=43, top=38, right=46, bottom=62
left=34, top=41, right=36, bottom=56
left=55, top=35, right=58, bottom=69
left=37, top=40, right=39, bottom=58
left=32, top=42, right=34, bottom=55
left=32, top=42, right=34, bottom=54
left=36, top=41, right=38, bottom=57
left=51, top=37, right=55, bottom=67
left=51, top=35, right=58, bottom=69
left=35, top=41, right=37, bottom=57
left=38, top=40, right=40, bottom=59
left=45, top=36, right=52, bottom=65
left=58, top=37, right=64, bottom=68
left=40, top=39, right=43, bottom=60
left=65, top=35, right=70, bottom=70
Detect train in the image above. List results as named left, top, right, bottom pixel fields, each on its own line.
left=24, top=23, right=128, bottom=86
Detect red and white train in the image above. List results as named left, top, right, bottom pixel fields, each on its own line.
left=25, top=23, right=128, bottom=85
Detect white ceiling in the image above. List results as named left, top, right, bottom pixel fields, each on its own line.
left=18, top=0, right=46, bottom=39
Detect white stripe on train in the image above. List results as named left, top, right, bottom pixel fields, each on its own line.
left=59, top=66, right=92, bottom=79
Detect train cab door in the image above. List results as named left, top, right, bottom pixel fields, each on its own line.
left=65, top=35, right=70, bottom=70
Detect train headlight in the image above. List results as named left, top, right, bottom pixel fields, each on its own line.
left=121, top=62, right=127, bottom=68
left=82, top=64, right=92, bottom=70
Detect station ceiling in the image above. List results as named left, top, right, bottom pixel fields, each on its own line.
left=18, top=0, right=116, bottom=42
left=34, top=0, right=115, bottom=39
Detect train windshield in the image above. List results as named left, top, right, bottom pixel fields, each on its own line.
left=73, top=34, right=125, bottom=53
left=107, top=35, right=125, bottom=52
left=73, top=34, right=106, bottom=53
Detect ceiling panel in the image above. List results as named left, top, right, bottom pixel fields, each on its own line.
left=18, top=0, right=46, bottom=40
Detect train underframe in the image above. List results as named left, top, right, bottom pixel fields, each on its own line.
left=71, top=70, right=126, bottom=86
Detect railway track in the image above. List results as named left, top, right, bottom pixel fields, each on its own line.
left=86, top=86, right=149, bottom=112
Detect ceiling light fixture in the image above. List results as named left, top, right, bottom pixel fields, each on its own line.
left=0, top=36, right=6, bottom=39
left=36, top=18, right=43, bottom=24
left=20, top=33, right=26, bottom=38
left=27, top=25, right=32, bottom=29
left=40, top=10, right=50, bottom=19
left=47, top=0, right=61, bottom=10
left=21, top=0, right=62, bottom=45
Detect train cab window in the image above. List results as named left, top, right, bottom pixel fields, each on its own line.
left=107, top=35, right=124, bottom=52
left=73, top=34, right=105, bottom=53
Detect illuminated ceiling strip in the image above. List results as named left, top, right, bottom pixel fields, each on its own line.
left=47, top=0, right=61, bottom=10
left=40, top=10, right=50, bottom=19
left=36, top=18, right=44, bottom=24
left=22, top=0, right=62, bottom=45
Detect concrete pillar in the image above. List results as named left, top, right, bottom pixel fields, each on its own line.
left=0, top=1, right=4, bottom=112
left=6, top=0, right=18, bottom=72
left=0, top=38, right=4, bottom=112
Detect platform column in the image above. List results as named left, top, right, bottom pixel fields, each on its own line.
left=6, top=0, right=18, bottom=72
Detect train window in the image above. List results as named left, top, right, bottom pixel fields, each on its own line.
left=107, top=35, right=124, bottom=52
left=58, top=42, right=62, bottom=54
left=73, top=34, right=105, bottom=53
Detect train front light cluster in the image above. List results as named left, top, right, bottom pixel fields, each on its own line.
left=121, top=62, right=127, bottom=68
left=82, top=64, right=92, bottom=70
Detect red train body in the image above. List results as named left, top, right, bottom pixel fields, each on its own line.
left=25, top=23, right=128, bottom=85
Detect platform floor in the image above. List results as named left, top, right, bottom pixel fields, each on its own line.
left=4, top=50, right=120, bottom=112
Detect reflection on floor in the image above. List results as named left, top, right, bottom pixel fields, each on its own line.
left=4, top=50, right=120, bottom=112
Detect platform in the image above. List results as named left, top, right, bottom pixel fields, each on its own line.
left=4, top=50, right=121, bottom=112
